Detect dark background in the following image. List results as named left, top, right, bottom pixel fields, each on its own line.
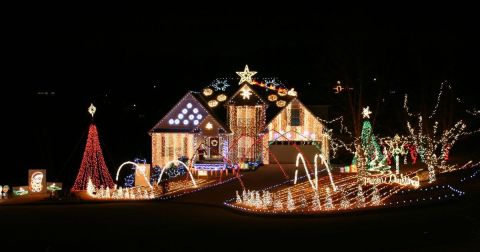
left=3, top=7, right=479, bottom=187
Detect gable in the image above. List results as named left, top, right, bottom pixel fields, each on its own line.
left=150, top=93, right=218, bottom=133
left=226, top=83, right=268, bottom=106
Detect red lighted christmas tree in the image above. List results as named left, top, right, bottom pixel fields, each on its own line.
left=72, top=104, right=115, bottom=191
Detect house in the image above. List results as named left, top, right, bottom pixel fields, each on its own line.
left=149, top=66, right=329, bottom=170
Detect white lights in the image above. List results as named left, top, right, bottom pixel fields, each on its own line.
left=362, top=106, right=372, bottom=119
left=174, top=119, right=180, bottom=125
left=178, top=113, right=184, bottom=119
left=206, top=122, right=213, bottom=130
left=287, top=88, right=297, bottom=97
left=240, top=86, right=252, bottom=99
left=168, top=119, right=174, bottom=125
left=197, top=114, right=202, bottom=120
left=236, top=65, right=257, bottom=84
left=182, top=109, right=188, bottom=114
left=193, top=108, right=199, bottom=114
left=188, top=114, right=194, bottom=120
left=187, top=103, right=192, bottom=109
left=183, top=120, right=189, bottom=125
left=194, top=120, right=199, bottom=125
left=88, top=103, right=96, bottom=117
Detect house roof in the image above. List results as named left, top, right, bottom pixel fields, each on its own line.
left=150, top=66, right=328, bottom=134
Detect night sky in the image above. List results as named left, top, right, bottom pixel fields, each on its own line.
left=3, top=7, right=479, bottom=186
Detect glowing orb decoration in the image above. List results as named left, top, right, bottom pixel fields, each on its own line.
left=217, top=94, right=227, bottom=102
left=287, top=88, right=297, bottom=97
left=197, top=114, right=203, bottom=120
left=194, top=120, right=199, bottom=125
left=168, top=119, right=174, bottom=125
left=189, top=114, right=195, bottom=120
left=208, top=100, right=219, bottom=108
left=178, top=113, right=184, bottom=119
left=187, top=103, right=192, bottom=109
left=240, top=86, right=252, bottom=99
left=206, top=122, right=213, bottom=130
left=236, top=65, right=257, bottom=84
left=183, top=120, right=189, bottom=125
left=174, top=119, right=180, bottom=125
left=203, top=88, right=213, bottom=96
left=193, top=108, right=199, bottom=114
left=276, top=100, right=286, bottom=107
left=182, top=109, right=188, bottom=114
left=268, top=94, right=278, bottom=102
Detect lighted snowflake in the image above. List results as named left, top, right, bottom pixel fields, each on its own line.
left=211, top=79, right=230, bottom=91
left=240, top=86, right=252, bottom=99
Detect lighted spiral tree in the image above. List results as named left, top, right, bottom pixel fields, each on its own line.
left=72, top=104, right=115, bottom=191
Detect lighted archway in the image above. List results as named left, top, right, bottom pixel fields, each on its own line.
left=157, top=160, right=197, bottom=187
left=116, top=161, right=152, bottom=188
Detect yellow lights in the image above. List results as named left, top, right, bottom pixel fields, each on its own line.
left=236, top=65, right=257, bottom=84
left=88, top=103, right=96, bottom=117
left=203, top=88, right=213, bottom=96
left=268, top=94, right=278, bottom=102
left=208, top=100, right=219, bottom=107
left=276, top=100, right=286, bottom=108
left=205, top=122, right=213, bottom=130
left=287, top=88, right=297, bottom=97
left=362, top=106, right=372, bottom=119
left=278, top=89, right=287, bottom=96
left=217, top=94, right=227, bottom=102
left=240, top=86, right=252, bottom=99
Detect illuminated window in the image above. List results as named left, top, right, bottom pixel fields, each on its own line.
left=290, top=107, right=301, bottom=126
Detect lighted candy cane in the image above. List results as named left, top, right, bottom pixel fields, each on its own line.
left=295, top=153, right=337, bottom=192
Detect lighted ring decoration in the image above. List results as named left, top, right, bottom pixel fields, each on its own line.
left=203, top=88, right=213, bottom=96
left=268, top=94, right=278, bottom=102
left=208, top=100, right=219, bottom=107
left=217, top=94, right=227, bottom=102
left=276, top=100, right=286, bottom=107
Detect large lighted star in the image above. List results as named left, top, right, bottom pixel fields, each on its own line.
left=236, top=65, right=257, bottom=84
left=88, top=103, right=96, bottom=117
left=240, top=86, right=252, bottom=99
left=362, top=106, right=372, bottom=119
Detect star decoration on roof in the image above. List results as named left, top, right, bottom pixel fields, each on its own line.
left=236, top=65, right=257, bottom=85
left=88, top=103, right=96, bottom=117
left=240, top=86, right=252, bottom=99
left=362, top=106, right=372, bottom=119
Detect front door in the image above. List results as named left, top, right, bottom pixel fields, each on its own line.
left=209, top=137, right=220, bottom=156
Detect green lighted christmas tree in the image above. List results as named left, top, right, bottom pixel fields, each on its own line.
left=352, top=107, right=387, bottom=171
